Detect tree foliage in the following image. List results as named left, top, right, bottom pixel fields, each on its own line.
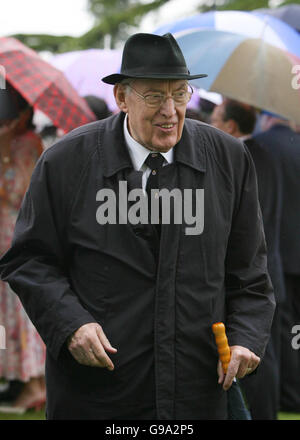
left=85, top=0, right=170, bottom=48
left=11, top=0, right=300, bottom=53
left=215, top=0, right=299, bottom=11
left=12, top=0, right=170, bottom=53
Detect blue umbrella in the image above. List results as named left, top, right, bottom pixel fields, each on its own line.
left=254, top=5, right=300, bottom=33
left=173, top=29, right=300, bottom=124
left=154, top=10, right=300, bottom=59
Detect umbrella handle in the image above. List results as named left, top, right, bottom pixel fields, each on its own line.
left=212, top=322, right=231, bottom=374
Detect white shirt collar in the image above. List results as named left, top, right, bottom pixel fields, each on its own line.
left=123, top=114, right=173, bottom=171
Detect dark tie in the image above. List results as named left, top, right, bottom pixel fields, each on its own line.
left=145, top=152, right=165, bottom=232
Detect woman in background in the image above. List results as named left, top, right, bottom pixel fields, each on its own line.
left=0, top=85, right=46, bottom=414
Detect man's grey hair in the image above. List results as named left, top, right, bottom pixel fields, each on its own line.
left=119, top=78, right=135, bottom=95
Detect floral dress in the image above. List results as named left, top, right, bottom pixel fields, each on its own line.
left=0, top=130, right=46, bottom=382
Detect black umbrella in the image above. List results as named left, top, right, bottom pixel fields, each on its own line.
left=212, top=322, right=251, bottom=420
left=227, top=380, right=251, bottom=420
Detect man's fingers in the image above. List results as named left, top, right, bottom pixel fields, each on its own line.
left=96, top=325, right=118, bottom=353
left=217, top=360, right=224, bottom=385
left=67, top=322, right=117, bottom=370
left=221, top=345, right=260, bottom=389
left=69, top=344, right=99, bottom=367
left=222, top=368, right=236, bottom=390
left=89, top=342, right=115, bottom=371
left=236, top=352, right=260, bottom=379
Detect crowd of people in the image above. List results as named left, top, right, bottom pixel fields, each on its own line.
left=0, top=30, right=299, bottom=420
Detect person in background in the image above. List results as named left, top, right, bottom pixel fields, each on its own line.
left=186, top=97, right=216, bottom=123
left=0, top=85, right=46, bottom=414
left=254, top=112, right=300, bottom=414
left=210, top=99, right=284, bottom=420
left=84, top=95, right=112, bottom=120
left=198, top=97, right=216, bottom=123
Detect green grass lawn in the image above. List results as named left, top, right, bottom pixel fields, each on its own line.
left=0, top=410, right=299, bottom=420
left=278, top=412, right=300, bottom=420
left=0, top=409, right=45, bottom=420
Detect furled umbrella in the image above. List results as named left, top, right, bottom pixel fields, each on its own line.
left=0, top=37, right=96, bottom=133
left=175, top=29, right=300, bottom=124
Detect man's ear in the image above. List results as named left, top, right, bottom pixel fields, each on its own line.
left=114, top=84, right=128, bottom=113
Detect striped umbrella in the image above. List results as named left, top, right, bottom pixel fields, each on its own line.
left=174, top=29, right=300, bottom=124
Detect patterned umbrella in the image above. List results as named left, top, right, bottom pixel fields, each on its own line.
left=0, top=37, right=96, bottom=133
left=175, top=29, right=300, bottom=124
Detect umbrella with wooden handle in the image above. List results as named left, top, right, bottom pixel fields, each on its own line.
left=212, top=322, right=251, bottom=420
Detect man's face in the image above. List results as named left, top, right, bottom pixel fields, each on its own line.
left=116, top=79, right=188, bottom=153
left=210, top=104, right=228, bottom=131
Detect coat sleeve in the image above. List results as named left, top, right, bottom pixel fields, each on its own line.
left=224, top=144, right=276, bottom=358
left=0, top=147, right=97, bottom=360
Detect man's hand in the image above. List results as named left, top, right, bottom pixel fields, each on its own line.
left=217, top=345, right=260, bottom=390
left=67, top=323, right=117, bottom=371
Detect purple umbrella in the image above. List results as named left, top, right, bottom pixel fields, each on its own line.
left=50, top=49, right=122, bottom=112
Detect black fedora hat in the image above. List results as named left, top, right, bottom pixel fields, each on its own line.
left=102, top=32, right=207, bottom=85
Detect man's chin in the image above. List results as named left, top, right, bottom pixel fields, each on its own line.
left=149, top=138, right=179, bottom=152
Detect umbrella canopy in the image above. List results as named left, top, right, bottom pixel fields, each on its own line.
left=175, top=29, right=300, bottom=124
left=0, top=37, right=96, bottom=133
left=155, top=10, right=300, bottom=59
left=50, top=49, right=122, bottom=112
left=255, top=4, right=300, bottom=33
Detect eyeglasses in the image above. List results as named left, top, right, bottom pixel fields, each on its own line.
left=127, top=85, right=193, bottom=108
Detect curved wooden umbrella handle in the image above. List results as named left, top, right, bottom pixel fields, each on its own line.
left=212, top=322, right=231, bottom=374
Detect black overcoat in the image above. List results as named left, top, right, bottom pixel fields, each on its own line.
left=254, top=124, right=300, bottom=276
left=0, top=112, right=275, bottom=419
left=244, top=137, right=285, bottom=303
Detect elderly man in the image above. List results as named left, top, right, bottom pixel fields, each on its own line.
left=0, top=33, right=275, bottom=420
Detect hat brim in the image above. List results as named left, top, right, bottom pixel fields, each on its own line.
left=101, top=72, right=208, bottom=85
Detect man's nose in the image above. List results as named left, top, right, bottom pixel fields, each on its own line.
left=159, top=96, right=176, bottom=117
